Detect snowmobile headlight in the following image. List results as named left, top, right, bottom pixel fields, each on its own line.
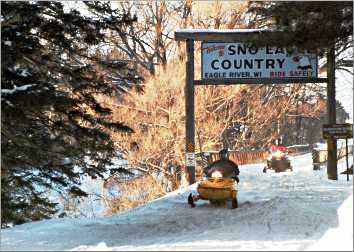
left=211, top=170, right=223, bottom=178
left=273, top=150, right=285, bottom=159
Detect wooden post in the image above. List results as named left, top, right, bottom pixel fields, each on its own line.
left=326, top=44, right=338, bottom=180
left=346, top=138, right=349, bottom=181
left=185, top=39, right=195, bottom=184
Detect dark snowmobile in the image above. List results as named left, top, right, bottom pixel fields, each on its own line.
left=188, top=149, right=239, bottom=209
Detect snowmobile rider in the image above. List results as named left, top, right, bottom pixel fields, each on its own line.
left=203, top=148, right=240, bottom=183
left=270, top=144, right=287, bottom=153
left=267, top=140, right=288, bottom=165
left=270, top=138, right=287, bottom=153
left=268, top=139, right=287, bottom=160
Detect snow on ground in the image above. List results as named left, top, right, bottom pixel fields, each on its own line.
left=1, top=153, right=353, bottom=251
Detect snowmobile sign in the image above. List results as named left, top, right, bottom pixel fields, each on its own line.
left=322, top=123, right=353, bottom=139
left=185, top=152, right=196, bottom=167
left=201, top=42, right=318, bottom=79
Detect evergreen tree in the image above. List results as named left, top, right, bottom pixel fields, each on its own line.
left=248, top=1, right=353, bottom=58
left=247, top=2, right=352, bottom=145
left=1, top=2, right=139, bottom=226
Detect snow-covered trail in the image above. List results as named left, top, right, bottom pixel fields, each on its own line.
left=1, top=153, right=353, bottom=251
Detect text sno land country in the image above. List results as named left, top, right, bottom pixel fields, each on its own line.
left=201, top=42, right=318, bottom=79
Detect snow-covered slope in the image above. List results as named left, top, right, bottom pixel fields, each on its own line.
left=1, top=153, right=353, bottom=251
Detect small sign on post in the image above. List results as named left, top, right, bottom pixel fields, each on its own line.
left=322, top=123, right=353, bottom=139
left=186, top=152, right=196, bottom=167
left=323, top=123, right=353, bottom=181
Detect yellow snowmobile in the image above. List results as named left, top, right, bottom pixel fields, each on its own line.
left=188, top=149, right=239, bottom=209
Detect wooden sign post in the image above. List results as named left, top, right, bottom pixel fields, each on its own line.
left=185, top=39, right=195, bottom=184
left=346, top=138, right=349, bottom=181
left=326, top=45, right=338, bottom=180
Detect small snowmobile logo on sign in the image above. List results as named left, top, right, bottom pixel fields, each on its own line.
left=292, top=55, right=312, bottom=70
left=203, top=45, right=226, bottom=55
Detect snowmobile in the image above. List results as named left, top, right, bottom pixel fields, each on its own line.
left=263, top=145, right=292, bottom=173
left=188, top=149, right=239, bottom=209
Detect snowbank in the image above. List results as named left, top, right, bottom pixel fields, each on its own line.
left=306, top=193, right=353, bottom=251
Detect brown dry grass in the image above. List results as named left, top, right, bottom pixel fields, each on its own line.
left=104, top=174, right=166, bottom=215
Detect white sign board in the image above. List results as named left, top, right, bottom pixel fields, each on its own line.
left=201, top=42, right=318, bottom=79
left=185, top=153, right=196, bottom=167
